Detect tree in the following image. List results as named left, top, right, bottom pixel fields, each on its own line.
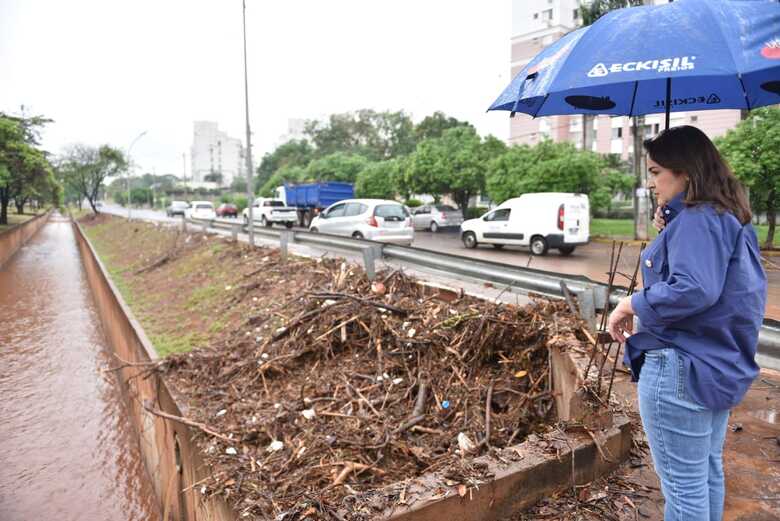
left=59, top=144, right=127, bottom=214
left=204, top=172, right=223, bottom=184
left=259, top=165, right=307, bottom=197
left=230, top=176, right=247, bottom=193
left=485, top=140, right=602, bottom=205
left=304, top=152, right=369, bottom=184
left=255, top=139, right=315, bottom=192
left=414, top=111, right=473, bottom=142
left=580, top=0, right=643, bottom=26
left=717, top=107, right=780, bottom=248
left=304, top=109, right=416, bottom=160
left=0, top=113, right=55, bottom=224
left=405, top=127, right=506, bottom=211
left=355, top=160, right=402, bottom=199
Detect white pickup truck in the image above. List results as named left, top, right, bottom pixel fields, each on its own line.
left=242, top=198, right=298, bottom=228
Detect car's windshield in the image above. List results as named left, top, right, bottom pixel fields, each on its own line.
left=196, top=204, right=213, bottom=210
left=436, top=205, right=457, bottom=212
left=266, top=200, right=285, bottom=207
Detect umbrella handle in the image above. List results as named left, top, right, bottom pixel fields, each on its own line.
left=665, top=78, right=671, bottom=130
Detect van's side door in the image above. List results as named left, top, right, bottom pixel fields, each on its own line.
left=481, top=208, right=514, bottom=243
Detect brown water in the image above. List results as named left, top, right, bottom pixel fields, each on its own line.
left=0, top=216, right=160, bottom=520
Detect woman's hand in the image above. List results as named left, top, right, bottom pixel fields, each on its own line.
left=652, top=206, right=666, bottom=232
left=607, top=297, right=634, bottom=343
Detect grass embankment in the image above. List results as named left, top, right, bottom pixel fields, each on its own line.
left=591, top=218, right=780, bottom=248
left=80, top=215, right=268, bottom=356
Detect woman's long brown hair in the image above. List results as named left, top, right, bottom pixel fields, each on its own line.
left=644, top=125, right=751, bottom=225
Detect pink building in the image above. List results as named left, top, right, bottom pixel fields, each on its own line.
left=508, top=0, right=741, bottom=156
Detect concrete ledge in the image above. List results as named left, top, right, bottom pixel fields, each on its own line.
left=0, top=210, right=50, bottom=267
left=72, top=220, right=235, bottom=521
left=384, top=415, right=632, bottom=521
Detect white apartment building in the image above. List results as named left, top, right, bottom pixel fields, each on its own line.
left=190, top=121, right=245, bottom=186
left=509, top=0, right=741, bottom=158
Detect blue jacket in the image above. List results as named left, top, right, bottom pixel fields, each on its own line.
left=625, top=192, right=767, bottom=410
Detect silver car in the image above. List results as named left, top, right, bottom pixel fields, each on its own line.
left=412, top=204, right=464, bottom=232
left=309, top=199, right=414, bottom=246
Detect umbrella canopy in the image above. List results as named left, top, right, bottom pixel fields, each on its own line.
left=488, top=0, right=780, bottom=124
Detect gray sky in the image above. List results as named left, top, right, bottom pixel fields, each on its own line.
left=0, top=1, right=511, bottom=177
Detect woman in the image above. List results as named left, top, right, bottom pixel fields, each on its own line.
left=607, top=125, right=767, bottom=521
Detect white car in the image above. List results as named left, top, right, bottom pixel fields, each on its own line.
left=459, top=193, right=589, bottom=256
left=243, top=198, right=297, bottom=228
left=185, top=201, right=216, bottom=220
left=411, top=204, right=464, bottom=232
left=309, top=199, right=414, bottom=246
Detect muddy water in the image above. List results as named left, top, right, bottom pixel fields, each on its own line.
left=0, top=216, right=160, bottom=520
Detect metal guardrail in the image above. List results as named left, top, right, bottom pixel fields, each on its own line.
left=188, top=216, right=780, bottom=365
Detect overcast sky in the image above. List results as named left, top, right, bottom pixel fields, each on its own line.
left=0, top=1, right=512, bottom=178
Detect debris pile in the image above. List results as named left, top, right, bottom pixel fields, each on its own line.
left=160, top=258, right=587, bottom=519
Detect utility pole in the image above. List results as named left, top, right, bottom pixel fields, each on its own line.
left=182, top=152, right=188, bottom=199
left=242, top=0, right=255, bottom=246
left=126, top=131, right=147, bottom=220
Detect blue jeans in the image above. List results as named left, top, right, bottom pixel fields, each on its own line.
left=638, top=348, right=730, bottom=521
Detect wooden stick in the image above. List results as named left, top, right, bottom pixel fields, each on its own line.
left=484, top=380, right=495, bottom=449
left=142, top=402, right=233, bottom=443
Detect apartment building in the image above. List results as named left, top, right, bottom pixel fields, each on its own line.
left=190, top=121, right=245, bottom=186
left=509, top=0, right=741, bottom=158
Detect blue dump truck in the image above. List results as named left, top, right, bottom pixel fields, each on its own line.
left=274, top=181, right=355, bottom=228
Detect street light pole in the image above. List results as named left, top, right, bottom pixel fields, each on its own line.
left=242, top=0, right=255, bottom=246
left=126, top=130, right=148, bottom=220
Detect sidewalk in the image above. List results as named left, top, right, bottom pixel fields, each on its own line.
left=609, top=369, right=779, bottom=521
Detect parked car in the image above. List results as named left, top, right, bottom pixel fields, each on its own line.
left=459, top=193, right=589, bottom=256
left=309, top=199, right=414, bottom=246
left=185, top=201, right=217, bottom=220
left=166, top=200, right=189, bottom=217
left=216, top=203, right=238, bottom=218
left=412, top=204, right=464, bottom=232
left=242, top=198, right=297, bottom=228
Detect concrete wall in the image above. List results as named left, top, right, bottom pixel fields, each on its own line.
left=0, top=211, right=51, bottom=268
left=72, top=221, right=235, bottom=521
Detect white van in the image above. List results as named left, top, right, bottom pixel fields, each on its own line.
left=460, top=193, right=589, bottom=256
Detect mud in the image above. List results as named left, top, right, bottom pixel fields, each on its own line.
left=0, top=215, right=160, bottom=520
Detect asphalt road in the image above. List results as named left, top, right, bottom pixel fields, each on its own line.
left=101, top=205, right=780, bottom=320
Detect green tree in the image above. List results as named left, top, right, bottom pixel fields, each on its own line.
left=255, top=139, right=315, bottom=192
left=355, top=160, right=401, bottom=199
left=230, top=176, right=247, bottom=193
left=305, top=152, right=369, bottom=183
left=414, top=111, right=473, bottom=142
left=485, top=140, right=602, bottom=205
left=717, top=107, right=780, bottom=247
left=304, top=109, right=416, bottom=160
left=204, top=172, right=223, bottom=184
left=258, top=165, right=307, bottom=197
left=59, top=144, right=127, bottom=214
left=405, top=127, right=506, bottom=211
left=580, top=0, right=643, bottom=25
left=0, top=113, right=55, bottom=224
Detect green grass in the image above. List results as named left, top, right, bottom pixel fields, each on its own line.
left=186, top=284, right=222, bottom=310
left=150, top=332, right=205, bottom=357
left=0, top=211, right=36, bottom=233
left=591, top=218, right=780, bottom=247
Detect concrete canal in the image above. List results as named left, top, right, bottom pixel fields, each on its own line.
left=0, top=214, right=160, bottom=520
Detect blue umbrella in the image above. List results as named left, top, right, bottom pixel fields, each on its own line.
left=488, top=0, right=780, bottom=128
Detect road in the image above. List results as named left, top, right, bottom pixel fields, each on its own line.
left=101, top=204, right=780, bottom=320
